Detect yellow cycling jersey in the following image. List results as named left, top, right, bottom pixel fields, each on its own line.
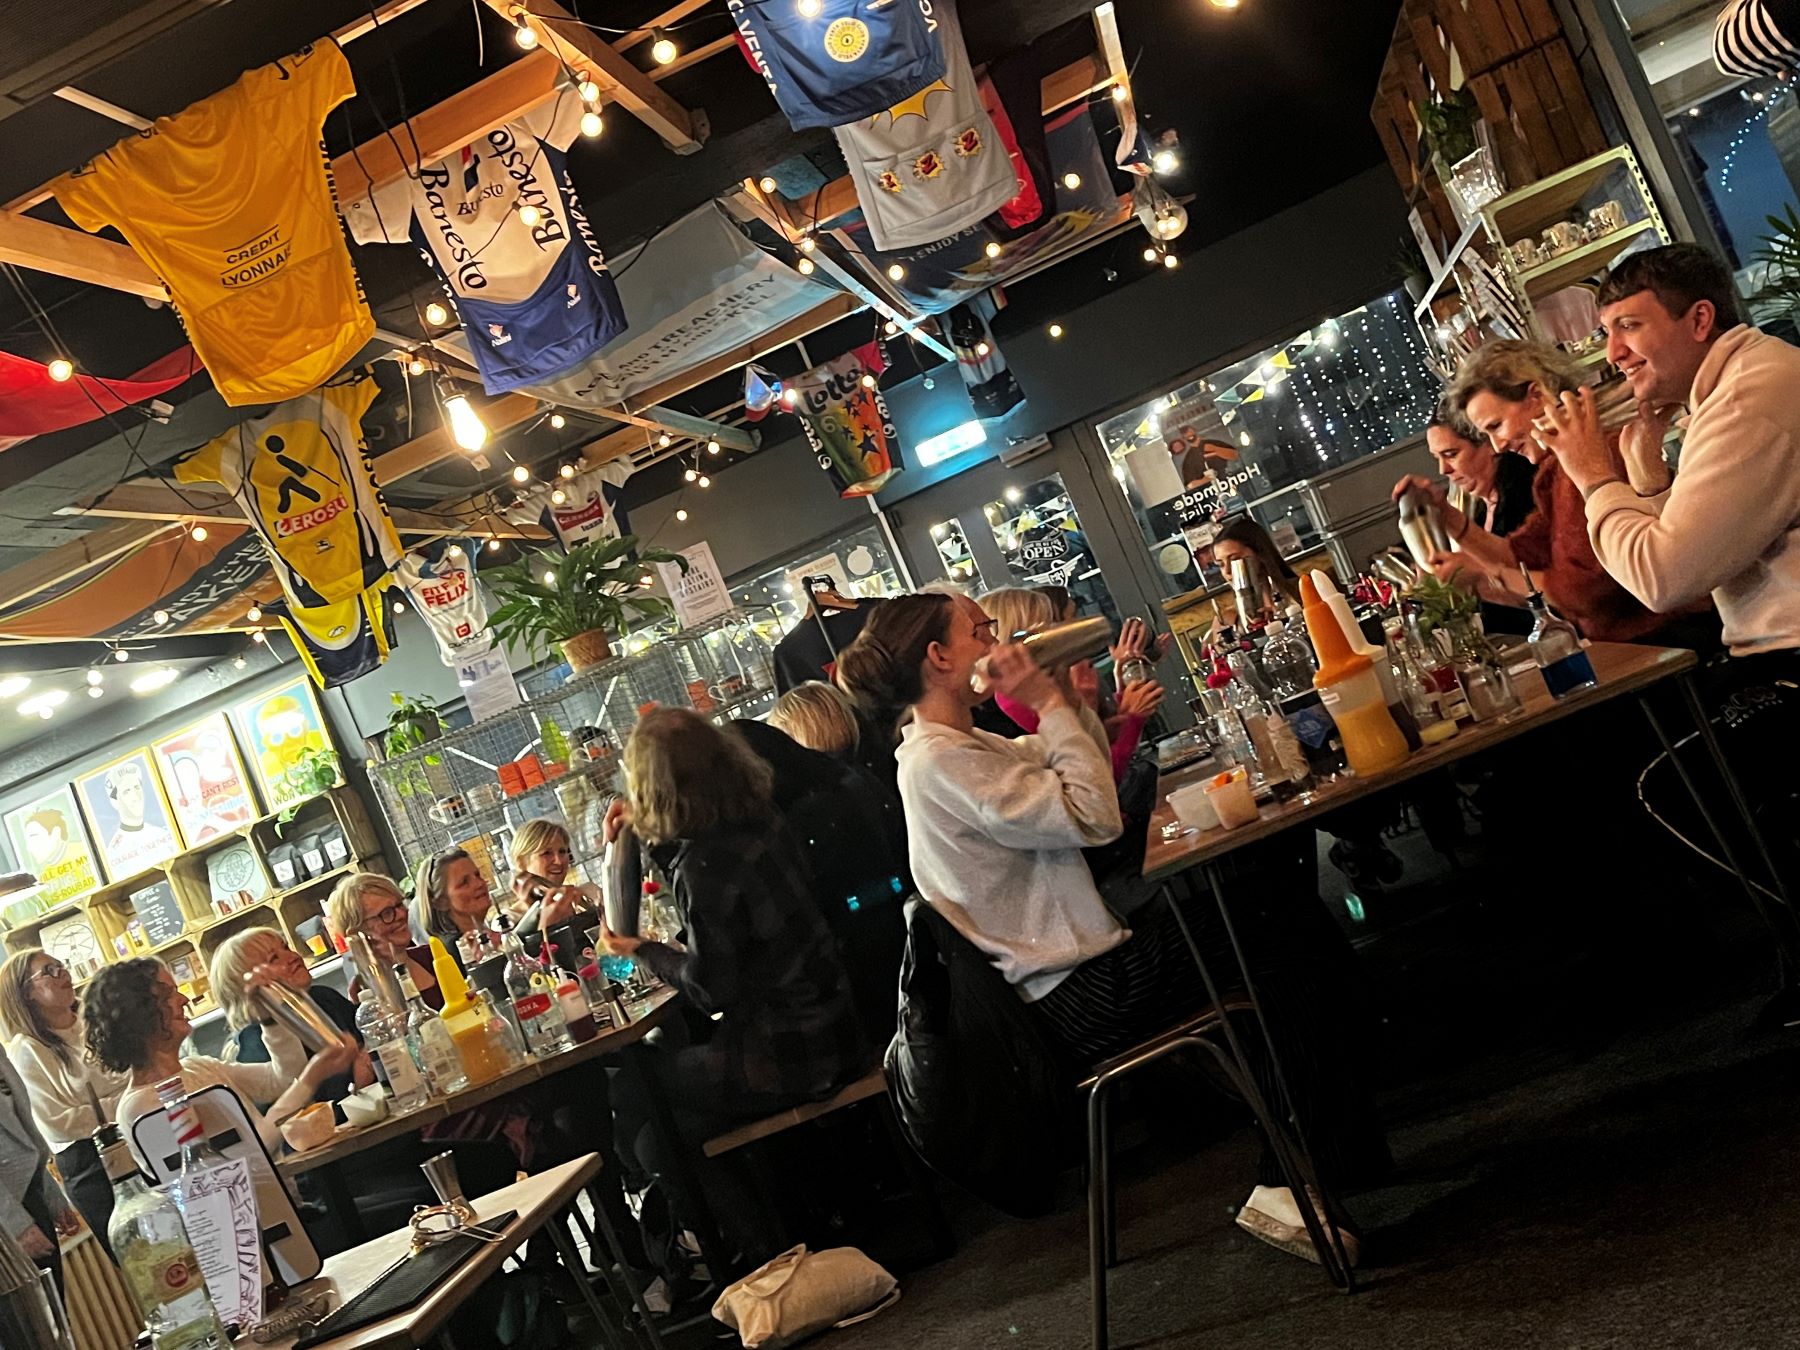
left=173, top=376, right=402, bottom=608
left=54, top=41, right=373, bottom=406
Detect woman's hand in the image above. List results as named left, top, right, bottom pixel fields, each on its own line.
left=1395, top=473, right=1470, bottom=539
left=350, top=1049, right=376, bottom=1091
left=1066, top=660, right=1102, bottom=711
left=986, top=641, right=1065, bottom=715
left=597, top=919, right=641, bottom=957
left=1537, top=386, right=1620, bottom=494
left=1117, top=678, right=1165, bottom=720
left=1426, top=552, right=1478, bottom=588
left=16, top=1223, right=54, bottom=1259
left=242, top=961, right=289, bottom=994
left=538, top=885, right=586, bottom=929
left=602, top=798, right=633, bottom=846
left=301, top=1033, right=360, bottom=1092
left=1109, top=617, right=1149, bottom=669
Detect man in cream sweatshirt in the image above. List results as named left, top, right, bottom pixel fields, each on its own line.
left=1540, top=242, right=1800, bottom=661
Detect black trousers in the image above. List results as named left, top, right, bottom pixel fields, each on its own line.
left=21, top=1169, right=63, bottom=1303
left=54, top=1140, right=112, bottom=1261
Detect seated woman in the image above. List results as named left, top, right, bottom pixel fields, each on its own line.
left=597, top=708, right=865, bottom=1261
left=768, top=681, right=863, bottom=759
left=1395, top=339, right=1718, bottom=649
left=1211, top=514, right=1306, bottom=613
left=327, top=871, right=436, bottom=1001
left=410, top=847, right=497, bottom=957
left=90, top=958, right=357, bottom=1164
left=506, top=818, right=599, bottom=942
left=0, top=950, right=130, bottom=1254
left=1424, top=400, right=1536, bottom=538
left=836, top=591, right=1387, bottom=1263
left=210, top=929, right=372, bottom=1105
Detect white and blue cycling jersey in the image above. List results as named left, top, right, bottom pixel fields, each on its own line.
left=344, top=100, right=627, bottom=394
left=730, top=0, right=945, bottom=131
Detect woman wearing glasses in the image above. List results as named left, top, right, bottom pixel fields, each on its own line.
left=0, top=950, right=125, bottom=1253
left=327, top=872, right=437, bottom=1002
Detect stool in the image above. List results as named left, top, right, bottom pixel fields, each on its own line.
left=1079, top=998, right=1255, bottom=1350
left=703, top=1068, right=953, bottom=1261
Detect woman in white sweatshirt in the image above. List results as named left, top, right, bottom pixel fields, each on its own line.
left=837, top=591, right=1385, bottom=1265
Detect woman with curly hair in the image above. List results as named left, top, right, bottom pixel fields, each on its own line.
left=89, top=958, right=356, bottom=1165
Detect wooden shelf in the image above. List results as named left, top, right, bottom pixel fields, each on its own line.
left=1516, top=219, right=1660, bottom=299
left=1482, top=147, right=1640, bottom=244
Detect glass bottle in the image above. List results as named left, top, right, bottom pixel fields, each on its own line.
left=1526, top=589, right=1597, bottom=697
left=494, top=917, right=573, bottom=1057
left=1116, top=653, right=1154, bottom=687
left=430, top=936, right=512, bottom=1087
left=1385, top=620, right=1457, bottom=745
left=1263, top=621, right=1344, bottom=776
left=1444, top=618, right=1521, bottom=721
left=1401, top=602, right=1473, bottom=722
left=98, top=1122, right=230, bottom=1350
left=397, top=966, right=466, bottom=1095
left=353, top=989, right=429, bottom=1112
left=551, top=960, right=598, bottom=1043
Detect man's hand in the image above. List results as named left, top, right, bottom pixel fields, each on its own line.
left=1426, top=552, right=1478, bottom=588
left=1619, top=406, right=1675, bottom=494
left=986, top=642, right=1065, bottom=715
left=1537, top=386, right=1622, bottom=494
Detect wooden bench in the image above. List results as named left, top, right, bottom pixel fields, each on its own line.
left=702, top=1068, right=890, bottom=1157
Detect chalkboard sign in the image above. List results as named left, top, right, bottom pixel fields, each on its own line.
left=129, top=879, right=186, bottom=949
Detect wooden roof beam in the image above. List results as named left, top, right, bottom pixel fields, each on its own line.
left=61, top=481, right=548, bottom=539
left=613, top=0, right=715, bottom=53
left=0, top=519, right=185, bottom=611
left=480, top=0, right=705, bottom=153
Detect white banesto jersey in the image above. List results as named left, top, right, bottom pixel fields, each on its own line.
left=396, top=548, right=493, bottom=665
left=505, top=460, right=634, bottom=549
left=344, top=100, right=627, bottom=394
left=834, top=0, right=1018, bottom=250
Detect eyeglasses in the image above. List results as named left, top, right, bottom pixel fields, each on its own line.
left=28, top=961, right=66, bottom=983
left=368, top=902, right=408, bottom=929
left=972, top=618, right=1000, bottom=640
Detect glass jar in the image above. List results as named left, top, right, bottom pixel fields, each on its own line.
left=1444, top=619, right=1520, bottom=722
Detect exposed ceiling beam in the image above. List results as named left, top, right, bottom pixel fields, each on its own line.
left=650, top=34, right=736, bottom=80
left=0, top=210, right=164, bottom=298
left=613, top=0, right=715, bottom=53
left=63, top=481, right=548, bottom=538
left=0, top=519, right=185, bottom=611
left=370, top=391, right=543, bottom=486
left=52, top=88, right=150, bottom=129
left=479, top=0, right=704, bottom=153
left=331, top=0, right=439, bottom=43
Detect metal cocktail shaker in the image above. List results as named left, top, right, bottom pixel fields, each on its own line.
left=246, top=980, right=344, bottom=1054
left=1397, top=487, right=1455, bottom=569
left=601, top=820, right=643, bottom=940
left=1228, top=557, right=1270, bottom=625
left=971, top=615, right=1113, bottom=693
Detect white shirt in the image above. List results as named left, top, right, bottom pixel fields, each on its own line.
left=114, top=1020, right=307, bottom=1165
left=897, top=703, right=1126, bottom=1001
left=7, top=1023, right=129, bottom=1151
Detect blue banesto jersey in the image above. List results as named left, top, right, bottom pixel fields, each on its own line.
left=731, top=0, right=945, bottom=131
left=345, top=102, right=627, bottom=394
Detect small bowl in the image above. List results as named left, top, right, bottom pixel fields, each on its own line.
left=280, top=1102, right=336, bottom=1153
left=339, top=1090, right=389, bottom=1128
left=1203, top=772, right=1260, bottom=830
left=1167, top=783, right=1220, bottom=832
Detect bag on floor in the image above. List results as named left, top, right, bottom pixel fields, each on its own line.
left=711, top=1244, right=898, bottom=1349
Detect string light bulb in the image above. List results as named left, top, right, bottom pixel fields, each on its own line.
left=1111, top=84, right=1128, bottom=102
left=543, top=570, right=557, bottom=586
left=886, top=263, right=906, bottom=281
left=577, top=77, right=601, bottom=104
left=658, top=433, right=672, bottom=448
left=676, top=508, right=688, bottom=521
left=1143, top=246, right=1159, bottom=263
left=86, top=669, right=102, bottom=686
left=707, top=439, right=721, bottom=455
left=424, top=301, right=450, bottom=326
left=190, top=524, right=208, bottom=542
left=698, top=475, right=711, bottom=488
left=46, top=358, right=73, bottom=382
left=1208, top=0, right=1240, bottom=8
left=246, top=605, right=262, bottom=623
left=797, top=256, right=815, bottom=275
left=406, top=356, right=427, bottom=376
left=580, top=109, right=604, bottom=138
left=758, top=176, right=779, bottom=195
left=511, top=465, right=531, bottom=483
left=652, top=29, right=678, bottom=64
left=1062, top=172, right=1082, bottom=190
left=559, top=462, right=576, bottom=478
left=1163, top=252, right=1179, bottom=269
left=684, top=467, right=698, bottom=482
left=440, top=379, right=488, bottom=451
left=550, top=488, right=567, bottom=505
left=487, top=538, right=502, bottom=552
left=984, top=241, right=1002, bottom=259
left=88, top=685, right=104, bottom=699
left=393, top=600, right=407, bottom=615
left=114, top=648, right=130, bottom=662
left=883, top=320, right=899, bottom=336
left=550, top=413, right=566, bottom=430
left=976, top=341, right=991, bottom=357
left=518, top=203, right=543, bottom=228
left=251, top=630, right=266, bottom=644
left=233, top=655, right=247, bottom=670
left=1049, top=323, right=1064, bottom=338
left=798, top=0, right=822, bottom=15
left=513, top=10, right=538, bottom=47
left=799, top=236, right=816, bottom=253
left=1152, top=148, right=1179, bottom=175
left=860, top=372, right=876, bottom=389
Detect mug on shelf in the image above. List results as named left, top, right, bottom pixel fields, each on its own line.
left=465, top=783, right=500, bottom=812
left=428, top=794, right=469, bottom=825
left=1509, top=238, right=1542, bottom=271
left=1545, top=220, right=1586, bottom=254
left=1588, top=199, right=1628, bottom=234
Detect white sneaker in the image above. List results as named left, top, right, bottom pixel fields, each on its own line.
left=1234, top=1185, right=1362, bottom=1267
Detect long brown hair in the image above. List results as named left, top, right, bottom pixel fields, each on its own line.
left=833, top=591, right=957, bottom=737
left=0, top=950, right=67, bottom=1066
left=1215, top=515, right=1300, bottom=602
left=625, top=707, right=774, bottom=845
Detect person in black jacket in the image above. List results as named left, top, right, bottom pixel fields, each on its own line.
left=598, top=708, right=866, bottom=1261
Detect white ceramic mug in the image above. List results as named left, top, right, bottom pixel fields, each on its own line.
left=1509, top=239, right=1541, bottom=270
left=1546, top=221, right=1586, bottom=253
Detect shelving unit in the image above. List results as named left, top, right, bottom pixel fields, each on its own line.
left=4, top=786, right=384, bottom=1018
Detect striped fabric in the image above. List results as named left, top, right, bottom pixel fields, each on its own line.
left=1714, top=0, right=1800, bottom=78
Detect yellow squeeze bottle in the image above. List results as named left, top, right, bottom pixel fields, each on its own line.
left=1301, top=574, right=1410, bottom=777
left=430, top=936, right=510, bottom=1087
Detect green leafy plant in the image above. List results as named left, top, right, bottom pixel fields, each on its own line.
left=1406, top=571, right=1480, bottom=642
left=383, top=691, right=442, bottom=758
left=276, top=747, right=340, bottom=831
left=484, top=535, right=688, bottom=660
left=1394, top=232, right=1429, bottom=282
left=1417, top=91, right=1478, bottom=167
left=1750, top=204, right=1800, bottom=322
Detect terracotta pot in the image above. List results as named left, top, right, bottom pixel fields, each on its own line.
left=560, top=628, right=614, bottom=672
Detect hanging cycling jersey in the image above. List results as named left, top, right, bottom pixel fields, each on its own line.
left=53, top=41, right=373, bottom=407
left=269, top=578, right=399, bottom=689
left=789, top=346, right=903, bottom=498
left=344, top=101, right=627, bottom=394
left=730, top=0, right=945, bottom=131
left=396, top=546, right=493, bottom=665
left=503, top=460, right=634, bottom=550
left=172, top=376, right=402, bottom=608
left=834, top=0, right=1019, bottom=250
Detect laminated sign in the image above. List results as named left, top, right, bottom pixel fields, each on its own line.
left=655, top=542, right=733, bottom=629
left=53, top=41, right=374, bottom=406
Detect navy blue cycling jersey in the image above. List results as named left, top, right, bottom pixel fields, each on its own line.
left=731, top=0, right=945, bottom=131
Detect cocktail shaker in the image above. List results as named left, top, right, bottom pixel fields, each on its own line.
left=1229, top=557, right=1270, bottom=625
left=1397, top=487, right=1455, bottom=570
left=246, top=980, right=343, bottom=1054
left=601, top=820, right=643, bottom=939
left=971, top=615, right=1112, bottom=693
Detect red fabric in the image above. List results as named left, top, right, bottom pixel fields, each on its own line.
left=1507, top=456, right=1698, bottom=644
left=994, top=691, right=1144, bottom=785
left=979, top=73, right=1046, bottom=230
left=0, top=346, right=200, bottom=449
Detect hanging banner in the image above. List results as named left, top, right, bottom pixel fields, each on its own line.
left=397, top=545, right=492, bottom=666
left=788, top=346, right=903, bottom=497
left=0, top=346, right=200, bottom=454
left=517, top=203, right=839, bottom=409
left=655, top=541, right=733, bottom=628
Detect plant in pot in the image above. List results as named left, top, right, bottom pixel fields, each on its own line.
left=1396, top=233, right=1431, bottom=305
left=484, top=534, right=688, bottom=674
left=275, top=746, right=341, bottom=831
left=383, top=692, right=443, bottom=758
left=1750, top=205, right=1800, bottom=335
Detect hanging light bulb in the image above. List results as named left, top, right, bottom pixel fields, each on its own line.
left=1208, top=0, right=1240, bottom=8
left=246, top=606, right=263, bottom=625
left=543, top=570, right=557, bottom=586
left=797, top=256, right=815, bottom=275
left=758, top=176, right=779, bottom=195
left=251, top=630, right=266, bottom=644
left=190, top=524, right=209, bottom=542
left=558, top=462, right=576, bottom=478
left=676, top=508, right=689, bottom=521
left=440, top=380, right=488, bottom=451
left=1048, top=323, right=1065, bottom=338
left=984, top=241, right=1003, bottom=260
left=698, top=474, right=711, bottom=488
left=976, top=341, right=991, bottom=358
left=487, top=538, right=502, bottom=552
left=576, top=76, right=601, bottom=104
left=1152, top=148, right=1179, bottom=175
left=511, top=464, right=531, bottom=483
left=407, top=356, right=427, bottom=376
left=550, top=488, right=567, bottom=505
left=883, top=320, right=899, bottom=336
left=153, top=609, right=169, bottom=626
left=424, top=301, right=450, bottom=326
left=684, top=467, right=698, bottom=482
left=1144, top=246, right=1159, bottom=263
left=886, top=263, right=906, bottom=281
left=513, top=10, right=538, bottom=47
left=1111, top=84, right=1128, bottom=102
left=799, top=235, right=817, bottom=254
left=651, top=28, right=678, bottom=64
left=233, top=655, right=248, bottom=670
left=518, top=203, right=543, bottom=228
left=88, top=685, right=104, bottom=699
left=86, top=669, right=102, bottom=687
left=781, top=387, right=799, bottom=407
left=707, top=439, right=721, bottom=455
left=860, top=372, right=877, bottom=389
left=798, top=0, right=822, bottom=15
left=46, top=358, right=74, bottom=382
left=393, top=599, right=407, bottom=615
left=114, top=648, right=130, bottom=662
left=1154, top=203, right=1189, bottom=240
left=580, top=108, right=604, bottom=138
left=1163, top=252, right=1179, bottom=269
left=658, top=433, right=672, bottom=448
left=550, top=413, right=566, bottom=430
left=1062, top=172, right=1082, bottom=190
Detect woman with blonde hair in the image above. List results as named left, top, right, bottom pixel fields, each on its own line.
left=410, top=847, right=495, bottom=951
left=210, top=927, right=371, bottom=1105
left=0, top=949, right=128, bottom=1250
left=768, top=681, right=862, bottom=758
left=506, top=818, right=598, bottom=935
left=597, top=707, right=862, bottom=1262
left=326, top=871, right=435, bottom=999
left=1394, top=339, right=1716, bottom=646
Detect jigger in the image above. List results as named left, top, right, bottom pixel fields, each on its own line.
left=420, top=1151, right=470, bottom=1214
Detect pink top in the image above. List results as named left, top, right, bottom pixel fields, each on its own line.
left=995, top=692, right=1145, bottom=784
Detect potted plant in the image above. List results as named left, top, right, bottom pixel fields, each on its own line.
left=484, top=534, right=689, bottom=673
left=276, top=746, right=340, bottom=831
left=1751, top=205, right=1800, bottom=335
left=383, top=692, right=443, bottom=758
left=1417, top=91, right=1478, bottom=170
left=1396, top=233, right=1431, bottom=305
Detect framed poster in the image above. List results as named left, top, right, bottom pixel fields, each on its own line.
left=152, top=713, right=258, bottom=848
left=231, top=678, right=331, bottom=811
left=2, top=787, right=99, bottom=907
left=74, top=750, right=182, bottom=882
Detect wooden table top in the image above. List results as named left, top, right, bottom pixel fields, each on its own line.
left=257, top=1154, right=601, bottom=1350
left=277, top=988, right=679, bottom=1178
left=1143, top=641, right=1699, bottom=881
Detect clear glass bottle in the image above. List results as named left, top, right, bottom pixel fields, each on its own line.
left=1401, top=602, right=1474, bottom=722
left=1260, top=620, right=1316, bottom=700
left=354, top=990, right=428, bottom=1112
left=1116, top=654, right=1154, bottom=687
left=397, top=966, right=466, bottom=1096
left=98, top=1122, right=230, bottom=1350
left=1385, top=620, right=1457, bottom=745
left=493, top=918, right=573, bottom=1057
left=1445, top=619, right=1521, bottom=721
left=1526, top=589, right=1597, bottom=697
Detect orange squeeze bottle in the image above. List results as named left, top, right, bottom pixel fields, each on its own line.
left=1300, top=574, right=1410, bottom=776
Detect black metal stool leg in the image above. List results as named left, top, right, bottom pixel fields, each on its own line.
left=550, top=1210, right=631, bottom=1350
left=1087, top=1074, right=1113, bottom=1350
left=1100, top=1088, right=1118, bottom=1270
